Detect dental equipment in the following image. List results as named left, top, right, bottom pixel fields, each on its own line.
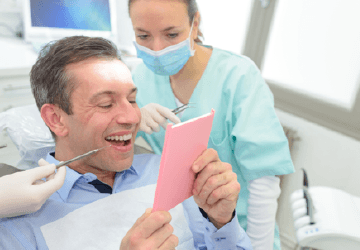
left=0, top=144, right=7, bottom=149
left=302, top=169, right=315, bottom=225
left=290, top=170, right=360, bottom=250
left=56, top=145, right=111, bottom=169
left=172, top=103, right=195, bottom=115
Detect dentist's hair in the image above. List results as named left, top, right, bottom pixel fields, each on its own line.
left=30, top=36, right=121, bottom=138
left=128, top=0, right=204, bottom=43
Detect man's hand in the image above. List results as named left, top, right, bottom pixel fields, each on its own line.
left=0, top=159, right=66, bottom=218
left=120, top=208, right=179, bottom=250
left=192, top=149, right=240, bottom=229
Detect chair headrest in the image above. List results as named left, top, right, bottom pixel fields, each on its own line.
left=0, top=104, right=55, bottom=170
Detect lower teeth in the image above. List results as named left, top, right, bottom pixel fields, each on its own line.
left=106, top=140, right=129, bottom=146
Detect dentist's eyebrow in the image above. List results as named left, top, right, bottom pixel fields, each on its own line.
left=162, top=26, right=177, bottom=32
left=135, top=27, right=149, bottom=32
left=136, top=27, right=177, bottom=32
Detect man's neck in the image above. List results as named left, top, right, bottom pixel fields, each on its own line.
left=71, top=165, right=117, bottom=187
left=54, top=143, right=117, bottom=187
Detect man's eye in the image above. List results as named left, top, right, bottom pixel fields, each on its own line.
left=129, top=101, right=137, bottom=104
left=99, top=104, right=113, bottom=109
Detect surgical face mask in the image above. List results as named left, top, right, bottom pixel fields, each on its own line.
left=133, top=21, right=195, bottom=76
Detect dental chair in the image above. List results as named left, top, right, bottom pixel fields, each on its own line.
left=0, top=104, right=153, bottom=177
left=0, top=163, right=22, bottom=177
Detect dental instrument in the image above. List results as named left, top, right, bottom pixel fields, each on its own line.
left=0, top=144, right=7, bottom=149
left=302, top=169, right=315, bottom=225
left=56, top=145, right=111, bottom=169
left=172, top=103, right=195, bottom=115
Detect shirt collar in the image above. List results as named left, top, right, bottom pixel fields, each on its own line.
left=45, top=152, right=138, bottom=201
left=125, top=165, right=138, bottom=175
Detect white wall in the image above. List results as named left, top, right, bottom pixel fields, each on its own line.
left=115, top=0, right=136, bottom=55
left=275, top=108, right=360, bottom=247
left=276, top=108, right=360, bottom=196
left=196, top=0, right=253, bottom=55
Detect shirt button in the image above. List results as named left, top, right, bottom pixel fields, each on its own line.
left=84, top=175, right=94, bottom=182
left=205, top=227, right=210, bottom=232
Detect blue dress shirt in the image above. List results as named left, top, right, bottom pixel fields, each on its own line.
left=0, top=153, right=252, bottom=250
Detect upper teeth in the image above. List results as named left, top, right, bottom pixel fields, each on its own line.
left=106, top=133, right=132, bottom=141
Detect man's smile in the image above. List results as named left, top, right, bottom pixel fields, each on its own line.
left=105, top=132, right=134, bottom=152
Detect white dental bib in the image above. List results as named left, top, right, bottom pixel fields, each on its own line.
left=41, top=184, right=194, bottom=250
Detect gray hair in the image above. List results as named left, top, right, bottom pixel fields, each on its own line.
left=30, top=36, right=121, bottom=138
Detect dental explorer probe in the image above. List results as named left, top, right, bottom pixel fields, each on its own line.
left=56, top=145, right=111, bottom=169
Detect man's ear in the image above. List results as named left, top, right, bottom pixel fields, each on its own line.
left=41, top=104, right=69, bottom=137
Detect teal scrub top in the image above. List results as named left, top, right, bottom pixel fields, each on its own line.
left=132, top=47, right=294, bottom=238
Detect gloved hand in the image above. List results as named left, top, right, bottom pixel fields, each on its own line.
left=140, top=103, right=181, bottom=134
left=0, top=159, right=66, bottom=218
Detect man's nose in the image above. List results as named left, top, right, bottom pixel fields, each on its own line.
left=114, top=102, right=140, bottom=125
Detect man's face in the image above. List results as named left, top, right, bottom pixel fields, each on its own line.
left=62, top=58, right=141, bottom=172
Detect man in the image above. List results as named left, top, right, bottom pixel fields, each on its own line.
left=0, top=36, right=252, bottom=249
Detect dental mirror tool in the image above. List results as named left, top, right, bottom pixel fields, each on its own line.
left=56, top=145, right=111, bottom=169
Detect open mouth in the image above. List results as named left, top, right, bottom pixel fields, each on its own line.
left=105, top=133, right=132, bottom=147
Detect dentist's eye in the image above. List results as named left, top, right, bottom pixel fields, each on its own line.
left=168, top=33, right=178, bottom=39
left=137, top=34, right=148, bottom=40
left=129, top=101, right=137, bottom=104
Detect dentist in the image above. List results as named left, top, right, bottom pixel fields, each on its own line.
left=130, top=0, right=295, bottom=249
